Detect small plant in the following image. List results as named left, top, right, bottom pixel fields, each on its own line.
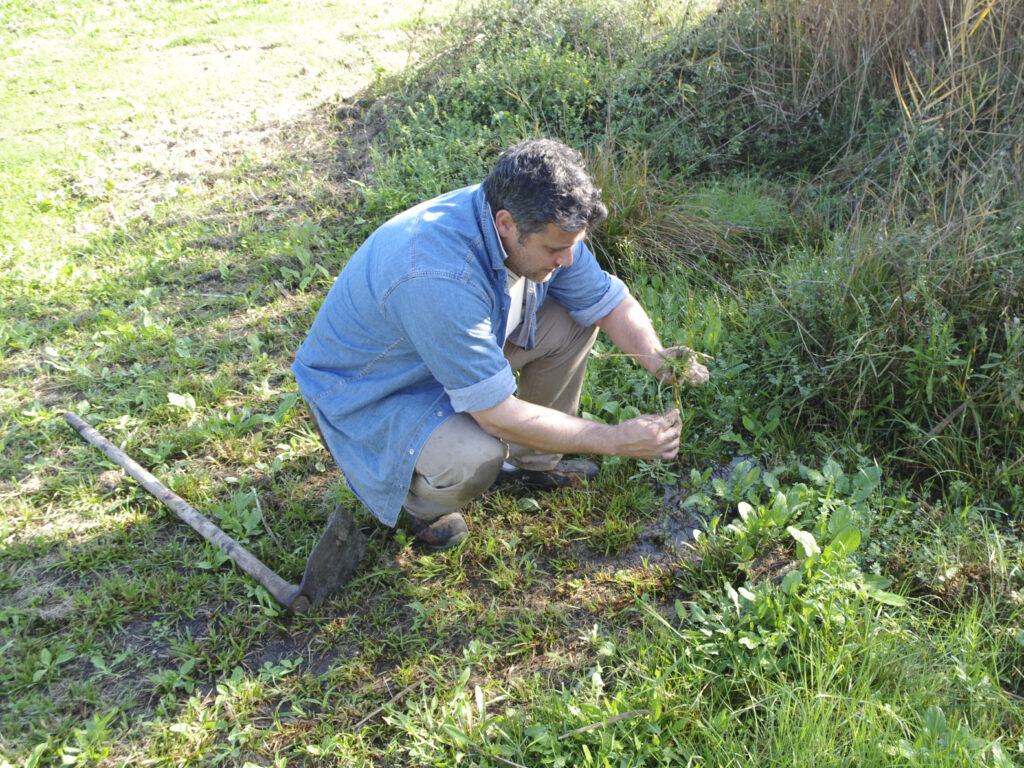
left=209, top=489, right=263, bottom=544
left=58, top=711, right=117, bottom=766
left=31, top=646, right=76, bottom=686
left=149, top=658, right=197, bottom=695
left=675, top=460, right=901, bottom=678
left=893, top=705, right=1015, bottom=767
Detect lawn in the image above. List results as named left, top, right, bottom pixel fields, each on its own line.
left=2, top=0, right=1023, bottom=766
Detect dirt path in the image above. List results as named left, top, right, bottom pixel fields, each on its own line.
left=5, top=1, right=455, bottom=236
left=105, top=10, right=423, bottom=214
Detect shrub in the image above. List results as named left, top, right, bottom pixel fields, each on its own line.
left=354, top=0, right=1024, bottom=507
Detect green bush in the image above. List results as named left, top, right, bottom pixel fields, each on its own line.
left=356, top=0, right=1024, bottom=506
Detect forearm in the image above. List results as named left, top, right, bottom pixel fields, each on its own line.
left=471, top=397, right=617, bottom=456
left=595, top=293, right=709, bottom=385
left=596, top=293, right=666, bottom=376
left=470, top=396, right=682, bottom=460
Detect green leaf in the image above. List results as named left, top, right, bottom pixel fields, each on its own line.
left=737, top=501, right=753, bottom=522
left=25, top=741, right=50, bottom=768
left=787, top=526, right=820, bottom=559
left=781, top=570, right=803, bottom=594
left=865, top=589, right=906, bottom=606
left=621, top=404, right=641, bottom=421
left=724, top=582, right=740, bottom=611
left=822, top=459, right=843, bottom=485
left=863, top=574, right=892, bottom=590
left=851, top=465, right=881, bottom=502
left=681, top=492, right=708, bottom=509
left=863, top=574, right=907, bottom=606
left=525, top=724, right=548, bottom=740
left=272, top=393, right=298, bottom=423
left=991, top=742, right=1014, bottom=768
left=167, top=391, right=196, bottom=410
left=830, top=525, right=861, bottom=555
left=802, top=465, right=824, bottom=486
left=828, top=506, right=853, bottom=537
left=922, top=705, right=946, bottom=738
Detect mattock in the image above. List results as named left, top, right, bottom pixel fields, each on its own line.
left=63, top=412, right=366, bottom=612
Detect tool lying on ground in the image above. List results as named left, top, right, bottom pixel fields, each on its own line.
left=63, top=412, right=367, bottom=613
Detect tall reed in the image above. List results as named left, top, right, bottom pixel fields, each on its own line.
left=731, top=0, right=1024, bottom=501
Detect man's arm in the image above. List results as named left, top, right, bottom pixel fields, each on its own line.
left=470, top=396, right=681, bottom=460
left=470, top=293, right=706, bottom=460
left=597, top=293, right=710, bottom=385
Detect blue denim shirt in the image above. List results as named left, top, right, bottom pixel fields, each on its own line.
left=292, top=184, right=627, bottom=525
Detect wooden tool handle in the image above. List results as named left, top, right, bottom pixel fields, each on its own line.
left=63, top=412, right=309, bottom=613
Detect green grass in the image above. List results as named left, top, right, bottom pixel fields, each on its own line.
left=3, top=0, right=1024, bottom=765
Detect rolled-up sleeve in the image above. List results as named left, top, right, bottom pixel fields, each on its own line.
left=384, top=275, right=516, bottom=413
left=447, top=366, right=517, bottom=412
left=568, top=273, right=628, bottom=327
left=548, top=242, right=628, bottom=326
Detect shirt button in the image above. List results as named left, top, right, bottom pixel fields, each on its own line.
left=437, top=410, right=443, bottom=417
left=408, top=449, right=414, bottom=455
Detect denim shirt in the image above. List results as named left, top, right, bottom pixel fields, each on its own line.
left=292, top=184, right=627, bottom=526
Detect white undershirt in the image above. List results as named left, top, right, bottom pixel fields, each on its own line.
left=505, top=268, right=526, bottom=343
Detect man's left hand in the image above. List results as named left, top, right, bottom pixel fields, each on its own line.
left=656, top=346, right=710, bottom=386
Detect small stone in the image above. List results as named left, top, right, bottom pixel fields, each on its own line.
left=97, top=469, right=124, bottom=492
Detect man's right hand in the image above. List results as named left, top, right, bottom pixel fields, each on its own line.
left=613, top=408, right=682, bottom=460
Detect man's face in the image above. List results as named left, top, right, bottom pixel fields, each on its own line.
left=495, top=210, right=587, bottom=283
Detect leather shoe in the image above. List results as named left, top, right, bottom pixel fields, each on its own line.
left=407, top=512, right=469, bottom=550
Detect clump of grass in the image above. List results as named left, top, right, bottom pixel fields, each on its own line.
left=688, top=0, right=1024, bottom=502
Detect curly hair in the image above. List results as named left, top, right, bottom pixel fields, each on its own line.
left=482, top=138, right=607, bottom=239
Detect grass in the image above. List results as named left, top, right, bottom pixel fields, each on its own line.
left=3, top=0, right=1024, bottom=766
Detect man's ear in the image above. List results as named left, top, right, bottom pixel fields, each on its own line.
left=494, top=209, right=518, bottom=241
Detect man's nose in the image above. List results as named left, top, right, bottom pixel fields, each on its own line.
left=555, top=249, right=574, bottom=267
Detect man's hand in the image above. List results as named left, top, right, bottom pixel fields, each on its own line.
left=656, top=345, right=710, bottom=386
left=596, top=295, right=710, bottom=387
left=613, top=408, right=683, bottom=460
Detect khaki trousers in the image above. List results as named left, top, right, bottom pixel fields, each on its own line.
left=404, top=300, right=599, bottom=522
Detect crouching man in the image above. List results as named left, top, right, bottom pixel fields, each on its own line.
left=292, top=138, right=708, bottom=549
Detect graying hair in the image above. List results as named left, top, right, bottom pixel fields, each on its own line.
left=482, top=138, right=607, bottom=239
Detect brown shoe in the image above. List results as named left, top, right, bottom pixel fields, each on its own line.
left=407, top=512, right=469, bottom=550
left=495, top=459, right=599, bottom=490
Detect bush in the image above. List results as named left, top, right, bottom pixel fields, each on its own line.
left=353, top=0, right=1024, bottom=509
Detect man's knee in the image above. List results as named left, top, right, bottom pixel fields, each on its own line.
left=405, top=413, right=506, bottom=520
left=455, top=434, right=506, bottom=496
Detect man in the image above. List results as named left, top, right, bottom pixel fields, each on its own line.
left=293, top=138, right=708, bottom=549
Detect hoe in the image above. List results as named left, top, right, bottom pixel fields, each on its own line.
left=64, top=412, right=367, bottom=613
